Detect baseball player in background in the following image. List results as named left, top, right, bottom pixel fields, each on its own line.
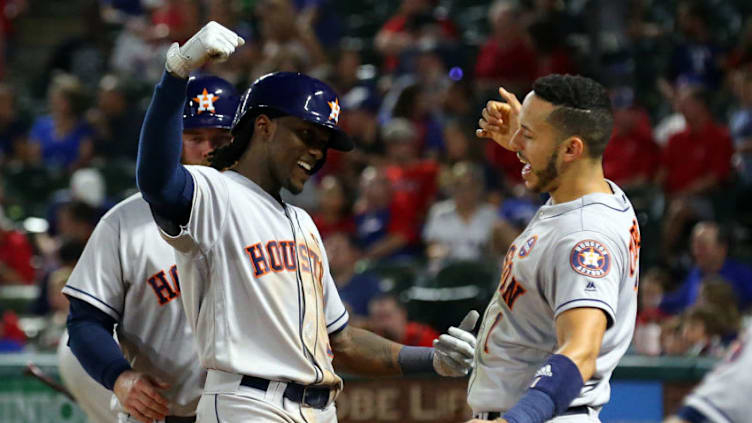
left=64, top=74, right=239, bottom=423
left=664, top=324, right=752, bottom=423
left=467, top=75, right=640, bottom=423
left=135, top=21, right=478, bottom=423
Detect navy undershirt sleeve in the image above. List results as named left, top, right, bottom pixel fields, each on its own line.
left=136, top=70, right=194, bottom=226
left=66, top=296, right=131, bottom=390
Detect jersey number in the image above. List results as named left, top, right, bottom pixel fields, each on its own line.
left=628, top=219, right=641, bottom=289
left=147, top=265, right=180, bottom=306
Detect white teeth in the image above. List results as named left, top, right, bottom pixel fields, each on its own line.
left=298, top=161, right=312, bottom=171
left=516, top=152, right=528, bottom=164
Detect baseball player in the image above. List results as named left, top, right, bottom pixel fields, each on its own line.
left=467, top=74, right=640, bottom=423
left=663, top=324, right=752, bottom=423
left=135, top=21, right=478, bottom=423
left=64, top=74, right=240, bottom=423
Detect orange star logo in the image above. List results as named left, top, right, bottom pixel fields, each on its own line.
left=193, top=88, right=219, bottom=114
left=327, top=98, right=340, bottom=124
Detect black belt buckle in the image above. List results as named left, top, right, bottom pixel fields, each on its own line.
left=301, top=385, right=330, bottom=409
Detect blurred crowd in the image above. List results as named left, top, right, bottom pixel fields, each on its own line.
left=1, top=0, right=752, bottom=361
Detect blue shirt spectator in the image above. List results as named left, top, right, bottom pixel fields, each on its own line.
left=660, top=221, right=752, bottom=314
left=29, top=116, right=93, bottom=168
left=660, top=259, right=752, bottom=314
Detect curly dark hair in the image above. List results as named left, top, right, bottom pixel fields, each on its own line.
left=207, top=109, right=285, bottom=171
left=532, top=74, right=614, bottom=158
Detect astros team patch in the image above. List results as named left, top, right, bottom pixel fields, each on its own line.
left=570, top=240, right=611, bottom=278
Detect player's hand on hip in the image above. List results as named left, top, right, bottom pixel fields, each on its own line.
left=165, top=21, right=245, bottom=78
left=113, top=370, right=170, bottom=423
left=433, top=310, right=479, bottom=377
left=475, top=87, right=522, bottom=151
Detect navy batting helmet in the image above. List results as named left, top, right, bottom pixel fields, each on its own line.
left=231, top=72, right=353, bottom=151
left=183, top=75, right=239, bottom=130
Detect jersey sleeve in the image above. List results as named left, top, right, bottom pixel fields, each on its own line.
left=62, top=219, right=125, bottom=321
left=547, top=231, right=624, bottom=327
left=159, top=166, right=230, bottom=253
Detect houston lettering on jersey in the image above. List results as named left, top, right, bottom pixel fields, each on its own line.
left=244, top=240, right=324, bottom=284
left=498, top=244, right=526, bottom=310
left=147, top=265, right=181, bottom=306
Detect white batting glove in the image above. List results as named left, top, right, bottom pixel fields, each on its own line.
left=433, top=310, right=479, bottom=377
left=165, top=21, right=245, bottom=79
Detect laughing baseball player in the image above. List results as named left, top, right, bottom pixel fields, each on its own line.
left=64, top=75, right=239, bottom=423
left=135, top=21, right=478, bottom=423
left=468, top=75, right=640, bottom=423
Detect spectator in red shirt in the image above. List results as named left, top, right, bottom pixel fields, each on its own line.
left=0, top=213, right=35, bottom=284
left=375, top=0, right=457, bottom=73
left=380, top=119, right=439, bottom=257
left=657, top=85, right=734, bottom=256
left=474, top=1, right=538, bottom=97
left=368, top=293, right=439, bottom=347
left=312, top=175, right=355, bottom=240
left=603, top=88, right=661, bottom=189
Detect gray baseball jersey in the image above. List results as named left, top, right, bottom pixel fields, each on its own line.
left=468, top=180, right=639, bottom=413
left=159, top=166, right=348, bottom=388
left=681, top=324, right=752, bottom=423
left=62, top=193, right=205, bottom=416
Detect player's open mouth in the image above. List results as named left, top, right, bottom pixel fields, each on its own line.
left=297, top=160, right=314, bottom=175
left=517, top=152, right=532, bottom=176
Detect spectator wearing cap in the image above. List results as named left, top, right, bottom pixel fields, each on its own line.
left=368, top=119, right=438, bottom=260
left=45, top=168, right=109, bottom=237
left=660, top=221, right=752, bottom=315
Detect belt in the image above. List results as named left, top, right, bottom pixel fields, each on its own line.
left=124, top=415, right=195, bottom=423
left=475, top=405, right=591, bottom=420
left=240, top=375, right=332, bottom=409
left=164, top=417, right=196, bottom=423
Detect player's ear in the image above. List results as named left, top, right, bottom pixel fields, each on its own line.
left=561, top=136, right=585, bottom=162
left=254, top=114, right=276, bottom=143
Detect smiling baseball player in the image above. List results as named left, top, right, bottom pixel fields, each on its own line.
left=135, top=21, right=477, bottom=423
left=64, top=75, right=239, bottom=423
left=468, top=75, right=640, bottom=423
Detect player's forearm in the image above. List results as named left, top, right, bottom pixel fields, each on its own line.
left=136, top=70, right=194, bottom=223
left=554, top=344, right=598, bottom=382
left=331, top=326, right=403, bottom=376
left=66, top=297, right=131, bottom=391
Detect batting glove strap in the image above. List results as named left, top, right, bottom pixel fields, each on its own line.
left=398, top=346, right=435, bottom=375
left=503, top=354, right=584, bottom=423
